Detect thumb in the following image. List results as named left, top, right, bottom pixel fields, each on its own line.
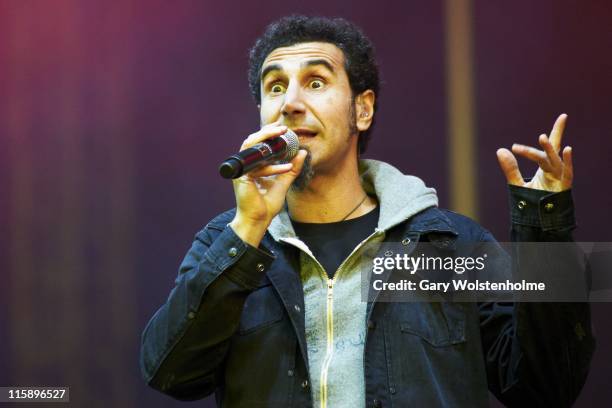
left=496, top=148, right=524, bottom=186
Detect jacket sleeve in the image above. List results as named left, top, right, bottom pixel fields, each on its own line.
left=480, top=185, right=596, bottom=407
left=139, top=221, right=275, bottom=401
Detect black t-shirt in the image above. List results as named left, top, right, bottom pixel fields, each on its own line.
left=291, top=206, right=380, bottom=279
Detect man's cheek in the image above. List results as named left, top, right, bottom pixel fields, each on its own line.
left=259, top=100, right=282, bottom=120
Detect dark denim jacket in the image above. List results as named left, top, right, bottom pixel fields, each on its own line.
left=140, top=186, right=595, bottom=407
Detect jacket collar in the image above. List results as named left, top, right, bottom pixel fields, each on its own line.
left=404, top=207, right=459, bottom=236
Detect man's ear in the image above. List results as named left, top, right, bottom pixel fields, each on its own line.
left=355, top=90, right=375, bottom=132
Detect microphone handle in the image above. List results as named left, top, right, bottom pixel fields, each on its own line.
left=219, top=137, right=287, bottom=179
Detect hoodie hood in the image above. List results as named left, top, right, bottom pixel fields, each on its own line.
left=268, top=159, right=438, bottom=240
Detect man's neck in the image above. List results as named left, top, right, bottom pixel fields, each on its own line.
left=286, top=157, right=377, bottom=223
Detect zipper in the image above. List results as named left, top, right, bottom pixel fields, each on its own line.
left=280, top=228, right=385, bottom=408
left=320, top=277, right=335, bottom=408
left=319, top=228, right=384, bottom=408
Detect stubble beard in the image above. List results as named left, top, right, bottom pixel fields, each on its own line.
left=290, top=99, right=358, bottom=192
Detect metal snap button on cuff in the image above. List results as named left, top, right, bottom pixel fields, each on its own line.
left=401, top=238, right=411, bottom=246
left=517, top=200, right=527, bottom=210
left=228, top=247, right=238, bottom=257
left=574, top=322, right=586, bottom=340
left=256, top=263, right=265, bottom=272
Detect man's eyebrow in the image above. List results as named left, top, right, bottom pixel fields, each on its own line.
left=261, top=63, right=282, bottom=81
left=302, top=59, right=335, bottom=73
left=261, top=59, right=336, bottom=81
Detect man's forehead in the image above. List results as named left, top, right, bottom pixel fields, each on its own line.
left=262, top=42, right=345, bottom=70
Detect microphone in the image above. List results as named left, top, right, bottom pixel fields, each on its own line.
left=219, top=129, right=299, bottom=179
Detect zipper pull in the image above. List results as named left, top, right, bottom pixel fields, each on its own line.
left=327, top=278, right=334, bottom=299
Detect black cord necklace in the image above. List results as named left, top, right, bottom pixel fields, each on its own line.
left=340, top=194, right=368, bottom=221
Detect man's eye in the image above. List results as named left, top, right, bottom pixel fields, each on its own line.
left=309, top=80, right=324, bottom=89
left=270, top=84, right=286, bottom=93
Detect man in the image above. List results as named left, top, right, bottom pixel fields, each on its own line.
left=140, top=16, right=594, bottom=407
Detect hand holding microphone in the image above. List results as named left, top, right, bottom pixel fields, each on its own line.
left=227, top=123, right=307, bottom=247
left=219, top=127, right=299, bottom=179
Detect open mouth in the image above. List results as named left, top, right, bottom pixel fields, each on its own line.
left=293, top=129, right=318, bottom=138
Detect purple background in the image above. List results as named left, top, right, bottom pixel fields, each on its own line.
left=1, top=0, right=610, bottom=406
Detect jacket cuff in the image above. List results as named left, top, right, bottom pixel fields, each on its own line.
left=202, top=225, right=275, bottom=290
left=509, top=184, right=576, bottom=231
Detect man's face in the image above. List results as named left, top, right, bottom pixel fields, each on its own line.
left=259, top=42, right=357, bottom=175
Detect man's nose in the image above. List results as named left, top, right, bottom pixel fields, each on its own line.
left=281, top=82, right=306, bottom=117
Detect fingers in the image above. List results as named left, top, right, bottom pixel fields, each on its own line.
left=561, top=146, right=573, bottom=189
left=247, top=163, right=293, bottom=178
left=274, top=150, right=308, bottom=183
left=241, top=121, right=287, bottom=151
left=511, top=143, right=554, bottom=172
left=538, top=134, right=564, bottom=174
left=240, top=149, right=307, bottom=194
left=548, top=113, right=568, bottom=153
left=268, top=150, right=308, bottom=194
left=496, top=148, right=524, bottom=186
left=500, top=114, right=572, bottom=190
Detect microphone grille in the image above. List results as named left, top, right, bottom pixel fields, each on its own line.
left=281, top=129, right=300, bottom=160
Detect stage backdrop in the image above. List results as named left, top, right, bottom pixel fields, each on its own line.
left=1, top=0, right=610, bottom=406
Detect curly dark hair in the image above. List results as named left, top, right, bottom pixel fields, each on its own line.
left=248, top=15, right=380, bottom=153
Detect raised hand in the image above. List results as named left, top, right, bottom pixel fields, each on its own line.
left=496, top=113, right=573, bottom=192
